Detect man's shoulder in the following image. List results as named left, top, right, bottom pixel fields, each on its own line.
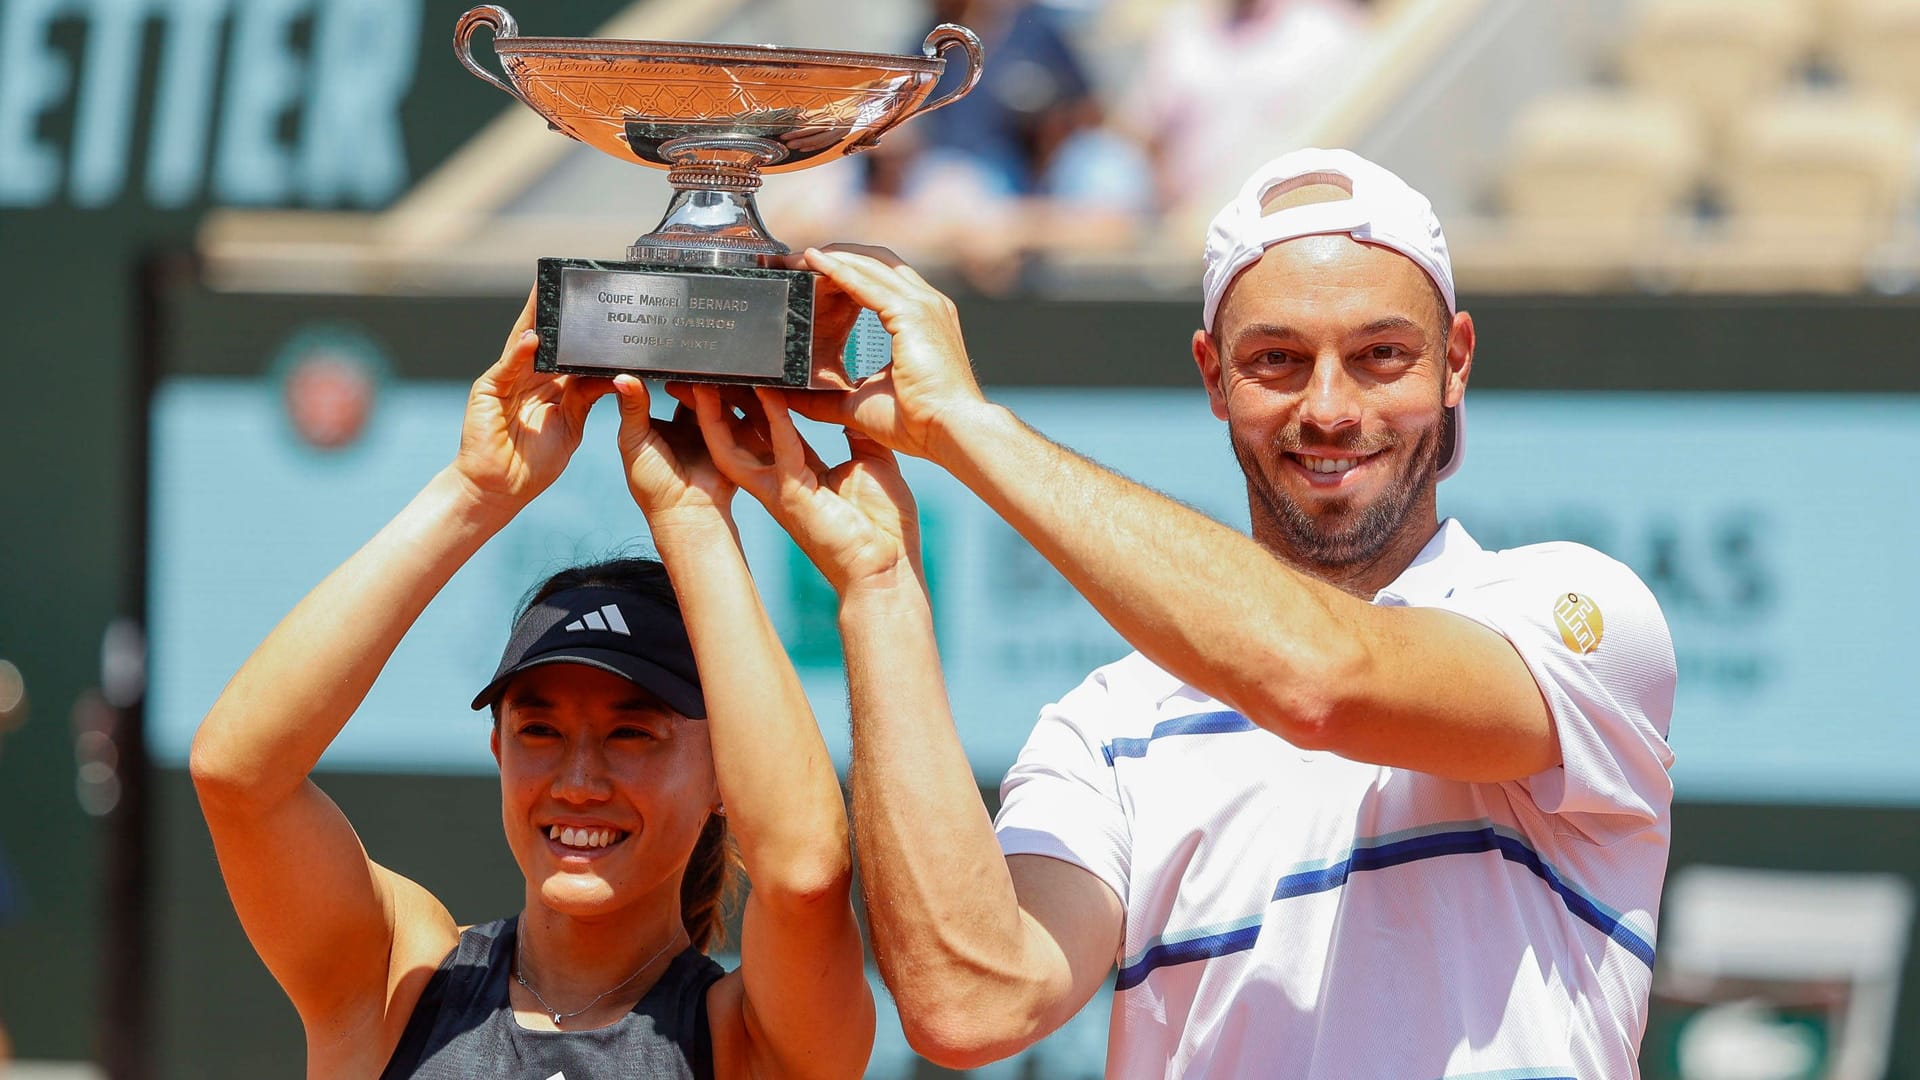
left=1391, top=524, right=1665, bottom=631
left=1448, top=534, right=1677, bottom=725
left=1457, top=536, right=1664, bottom=619
left=1405, top=526, right=1675, bottom=689
left=1487, top=536, right=1627, bottom=567
left=1048, top=651, right=1222, bottom=733
left=1058, top=651, right=1176, bottom=712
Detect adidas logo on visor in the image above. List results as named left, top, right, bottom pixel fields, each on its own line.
left=563, top=604, right=630, bottom=636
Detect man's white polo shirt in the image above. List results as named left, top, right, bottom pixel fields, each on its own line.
left=994, top=519, right=1677, bottom=1079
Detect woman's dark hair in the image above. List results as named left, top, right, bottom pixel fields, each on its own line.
left=506, top=557, right=742, bottom=951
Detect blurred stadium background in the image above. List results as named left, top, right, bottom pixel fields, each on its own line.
left=3, top=0, right=1919, bottom=1076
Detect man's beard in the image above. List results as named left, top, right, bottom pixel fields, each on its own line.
left=1233, top=415, right=1443, bottom=570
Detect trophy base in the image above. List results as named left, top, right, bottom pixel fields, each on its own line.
left=534, top=257, right=818, bottom=387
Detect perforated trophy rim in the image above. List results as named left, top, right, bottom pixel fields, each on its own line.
left=494, top=36, right=947, bottom=75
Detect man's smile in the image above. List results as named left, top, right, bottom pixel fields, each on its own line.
left=1281, top=447, right=1388, bottom=488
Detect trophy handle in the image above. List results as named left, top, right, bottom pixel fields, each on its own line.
left=843, top=23, right=980, bottom=156
left=915, top=24, right=984, bottom=118
left=454, top=5, right=530, bottom=107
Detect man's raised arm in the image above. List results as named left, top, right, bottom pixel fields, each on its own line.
left=790, top=248, right=1556, bottom=785
left=840, top=571, right=1122, bottom=1067
left=692, top=390, right=1123, bottom=1068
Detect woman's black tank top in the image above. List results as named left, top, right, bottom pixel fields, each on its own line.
left=378, top=918, right=726, bottom=1079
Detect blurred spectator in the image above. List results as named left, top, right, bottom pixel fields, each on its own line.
left=1129, top=0, right=1369, bottom=209
left=0, top=659, right=21, bottom=931
left=869, top=0, right=1150, bottom=212
left=0, top=659, right=18, bottom=1073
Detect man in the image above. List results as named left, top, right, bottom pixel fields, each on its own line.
left=793, top=148, right=1677, bottom=1077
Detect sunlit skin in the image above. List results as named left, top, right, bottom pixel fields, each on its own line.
left=703, top=241, right=1556, bottom=1068
left=490, top=663, right=719, bottom=990
left=1192, top=233, right=1476, bottom=596
left=190, top=291, right=875, bottom=1076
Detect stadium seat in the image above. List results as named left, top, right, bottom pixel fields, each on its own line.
left=1655, top=90, right=1912, bottom=291
left=1501, top=89, right=1704, bottom=236
left=1620, top=0, right=1814, bottom=135
left=1720, top=89, right=1914, bottom=235
left=1826, top=0, right=1920, bottom=112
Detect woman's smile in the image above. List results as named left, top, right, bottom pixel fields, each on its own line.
left=543, top=821, right=635, bottom=863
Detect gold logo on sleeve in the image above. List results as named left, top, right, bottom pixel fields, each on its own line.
left=1553, top=593, right=1604, bottom=654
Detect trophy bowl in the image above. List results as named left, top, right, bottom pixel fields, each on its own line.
left=454, top=6, right=981, bottom=386
left=456, top=5, right=983, bottom=263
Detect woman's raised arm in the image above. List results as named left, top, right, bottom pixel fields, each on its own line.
left=189, top=295, right=609, bottom=1066
left=612, top=378, right=873, bottom=1080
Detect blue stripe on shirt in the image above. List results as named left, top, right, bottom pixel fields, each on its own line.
left=1114, top=821, right=1655, bottom=989
left=1272, top=822, right=1656, bottom=969
left=1101, top=710, right=1256, bottom=765
left=1442, top=1070, right=1579, bottom=1080
left=1116, top=920, right=1263, bottom=991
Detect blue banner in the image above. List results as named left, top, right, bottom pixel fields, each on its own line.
left=149, top=380, right=1920, bottom=805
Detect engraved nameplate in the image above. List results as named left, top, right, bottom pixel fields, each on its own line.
left=535, top=258, right=815, bottom=385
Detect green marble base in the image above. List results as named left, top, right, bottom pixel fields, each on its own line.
left=534, top=257, right=817, bottom=386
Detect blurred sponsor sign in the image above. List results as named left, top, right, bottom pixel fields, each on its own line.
left=273, top=324, right=388, bottom=450
left=0, top=0, right=422, bottom=209
left=148, top=380, right=1920, bottom=804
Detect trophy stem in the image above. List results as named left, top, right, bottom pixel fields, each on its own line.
left=629, top=135, right=792, bottom=267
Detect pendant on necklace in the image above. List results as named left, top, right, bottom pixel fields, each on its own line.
left=552, top=1012, right=563, bottom=1025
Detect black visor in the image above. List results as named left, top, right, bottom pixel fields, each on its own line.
left=470, top=585, right=705, bottom=719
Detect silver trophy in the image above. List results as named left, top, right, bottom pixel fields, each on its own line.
left=455, top=5, right=983, bottom=386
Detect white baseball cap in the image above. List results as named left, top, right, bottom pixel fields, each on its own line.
left=1201, top=148, right=1464, bottom=480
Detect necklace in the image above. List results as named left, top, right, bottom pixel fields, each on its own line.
left=512, top=917, right=685, bottom=1028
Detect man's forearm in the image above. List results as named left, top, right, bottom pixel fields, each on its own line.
left=840, top=573, right=1053, bottom=1056
left=927, top=403, right=1360, bottom=739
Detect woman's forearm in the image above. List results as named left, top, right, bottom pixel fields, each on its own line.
left=648, top=512, right=851, bottom=899
left=191, top=467, right=518, bottom=810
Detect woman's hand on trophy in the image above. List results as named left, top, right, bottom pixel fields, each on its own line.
left=786, top=245, right=988, bottom=463
left=611, top=375, right=742, bottom=526
left=694, top=386, right=923, bottom=595
left=452, top=289, right=611, bottom=510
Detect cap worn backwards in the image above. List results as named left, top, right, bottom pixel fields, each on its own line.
left=470, top=585, right=705, bottom=719
left=1201, top=148, right=1464, bottom=480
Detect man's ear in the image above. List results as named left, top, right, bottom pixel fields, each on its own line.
left=1193, top=329, right=1230, bottom=421
left=490, top=722, right=502, bottom=766
left=1443, top=310, right=1475, bottom=409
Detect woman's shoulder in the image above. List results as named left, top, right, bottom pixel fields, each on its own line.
left=450, top=917, right=512, bottom=949
left=363, top=915, right=519, bottom=1080
left=671, top=945, right=730, bottom=1029
left=301, top=890, right=474, bottom=1077
left=415, top=915, right=515, bottom=998
left=384, top=887, right=483, bottom=1013
left=704, top=964, right=750, bottom=1078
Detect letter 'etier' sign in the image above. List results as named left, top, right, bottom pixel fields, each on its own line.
left=0, top=0, right=421, bottom=209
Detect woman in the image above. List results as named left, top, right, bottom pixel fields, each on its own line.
left=190, top=295, right=874, bottom=1078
